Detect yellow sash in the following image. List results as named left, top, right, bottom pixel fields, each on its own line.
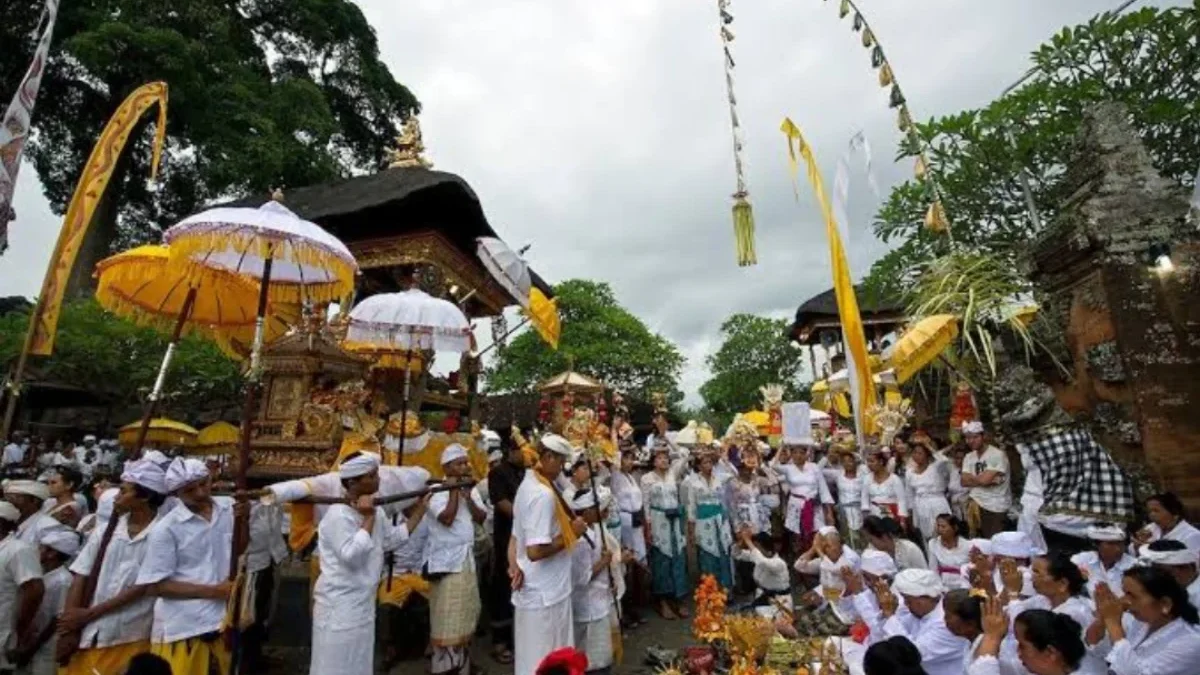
left=533, top=470, right=578, bottom=551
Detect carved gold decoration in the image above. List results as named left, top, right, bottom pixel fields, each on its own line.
left=387, top=116, right=433, bottom=169
left=350, top=232, right=512, bottom=317
left=299, top=403, right=336, bottom=439
left=281, top=420, right=298, bottom=440
left=267, top=377, right=305, bottom=419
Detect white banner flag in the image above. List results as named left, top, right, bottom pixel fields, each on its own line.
left=0, top=0, right=60, bottom=254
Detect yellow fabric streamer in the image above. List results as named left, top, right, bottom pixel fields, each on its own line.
left=29, top=82, right=169, bottom=355
left=732, top=196, right=757, bottom=267
left=378, top=573, right=432, bottom=607
left=288, top=502, right=316, bottom=553
left=780, top=118, right=878, bottom=434
left=898, top=107, right=913, bottom=133
left=915, top=155, right=928, bottom=180
left=861, top=28, right=874, bottom=48
left=533, top=470, right=578, bottom=551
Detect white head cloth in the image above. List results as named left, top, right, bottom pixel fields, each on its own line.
left=893, top=568, right=945, bottom=598
left=969, top=538, right=994, bottom=556
left=40, top=528, right=81, bottom=556
left=441, top=443, right=468, bottom=466
left=1139, top=544, right=1200, bottom=567
left=861, top=550, right=898, bottom=578
left=782, top=402, right=814, bottom=446
left=339, top=452, right=381, bottom=479
left=4, top=479, right=49, bottom=501
left=121, top=459, right=167, bottom=495
left=962, top=420, right=985, bottom=435
left=1087, top=524, right=1127, bottom=542
left=540, top=434, right=574, bottom=457
left=164, top=458, right=209, bottom=493
left=818, top=525, right=839, bottom=537
left=83, top=435, right=97, bottom=443
left=142, top=450, right=172, bottom=468
left=992, top=531, right=1035, bottom=558
left=481, top=429, right=501, bottom=450
left=0, top=501, right=19, bottom=522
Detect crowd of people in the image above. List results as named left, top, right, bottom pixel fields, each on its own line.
left=4, top=410, right=1200, bottom=675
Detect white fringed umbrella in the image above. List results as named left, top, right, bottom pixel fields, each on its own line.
left=476, top=237, right=531, bottom=309
left=345, top=289, right=473, bottom=354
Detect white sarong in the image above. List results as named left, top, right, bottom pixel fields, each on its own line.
left=310, top=624, right=374, bottom=675
left=515, top=597, right=573, bottom=675
left=574, top=614, right=613, bottom=670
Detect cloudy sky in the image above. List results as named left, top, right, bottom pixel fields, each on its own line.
left=0, top=0, right=1178, bottom=404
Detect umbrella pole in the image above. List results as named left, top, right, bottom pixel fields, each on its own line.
left=230, top=254, right=273, bottom=675
left=385, top=367, right=411, bottom=591
left=474, top=316, right=531, bottom=359
left=132, top=288, right=198, bottom=457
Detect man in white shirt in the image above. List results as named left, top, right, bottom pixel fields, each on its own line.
left=71, top=437, right=98, bottom=477
left=570, top=488, right=619, bottom=675
left=58, top=459, right=166, bottom=674
left=2, top=433, right=27, bottom=474
left=16, top=527, right=79, bottom=673
left=512, top=433, right=588, bottom=675
left=309, top=452, right=422, bottom=675
left=0, top=502, right=43, bottom=674
left=3, top=481, right=72, bottom=547
left=879, top=569, right=968, bottom=675
left=959, top=421, right=1010, bottom=538
left=425, top=444, right=487, bottom=675
left=1072, top=524, right=1137, bottom=598
left=135, top=458, right=235, bottom=675
left=239, top=490, right=289, bottom=672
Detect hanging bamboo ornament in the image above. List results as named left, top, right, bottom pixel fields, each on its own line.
left=822, top=0, right=953, bottom=239
left=717, top=0, right=756, bottom=266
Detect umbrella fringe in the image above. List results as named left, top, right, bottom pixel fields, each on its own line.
left=165, top=231, right=356, bottom=305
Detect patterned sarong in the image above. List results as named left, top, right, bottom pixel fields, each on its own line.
left=430, top=565, right=482, bottom=647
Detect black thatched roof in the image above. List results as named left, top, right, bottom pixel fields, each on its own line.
left=219, top=167, right=553, bottom=297
left=789, top=285, right=905, bottom=344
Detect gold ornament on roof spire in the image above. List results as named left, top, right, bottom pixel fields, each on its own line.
left=387, top=116, right=433, bottom=169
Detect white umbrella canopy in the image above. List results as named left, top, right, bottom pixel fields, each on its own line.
left=163, top=200, right=358, bottom=305
left=476, top=236, right=531, bottom=309
left=345, top=289, right=473, bottom=354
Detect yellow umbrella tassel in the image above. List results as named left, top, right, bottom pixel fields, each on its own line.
left=732, top=196, right=757, bottom=266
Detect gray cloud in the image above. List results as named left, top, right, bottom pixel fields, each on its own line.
left=1, top=0, right=1181, bottom=405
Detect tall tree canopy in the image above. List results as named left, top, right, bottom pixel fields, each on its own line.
left=0, top=299, right=243, bottom=420
left=699, top=314, right=808, bottom=427
left=485, top=279, right=685, bottom=402
left=864, top=4, right=1199, bottom=300
left=1, top=0, right=418, bottom=259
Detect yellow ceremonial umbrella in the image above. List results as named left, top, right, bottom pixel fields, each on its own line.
left=118, top=418, right=198, bottom=450
left=526, top=287, right=561, bottom=349
left=95, top=245, right=297, bottom=451
left=192, top=421, right=240, bottom=456
left=889, top=314, right=959, bottom=384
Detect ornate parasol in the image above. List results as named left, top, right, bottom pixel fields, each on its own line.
left=117, top=418, right=197, bottom=450
left=476, top=237, right=531, bottom=309
left=94, top=245, right=296, bottom=452
left=888, top=314, right=959, bottom=384
left=162, top=193, right=357, bottom=668
left=344, top=289, right=473, bottom=466
left=192, top=421, right=240, bottom=456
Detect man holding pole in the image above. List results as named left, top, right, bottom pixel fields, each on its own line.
left=135, top=458, right=235, bottom=675
left=570, top=487, right=620, bottom=675
left=425, top=444, right=487, bottom=675
left=511, top=433, right=587, bottom=675
left=58, top=459, right=165, bottom=675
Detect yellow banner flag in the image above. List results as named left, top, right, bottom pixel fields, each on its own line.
left=780, top=118, right=877, bottom=434
left=28, top=82, right=168, bottom=355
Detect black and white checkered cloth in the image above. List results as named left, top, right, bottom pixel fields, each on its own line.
left=1019, top=427, right=1135, bottom=522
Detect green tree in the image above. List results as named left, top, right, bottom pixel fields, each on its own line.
left=864, top=4, right=1199, bottom=300
left=484, top=279, right=686, bottom=402
left=1, top=0, right=419, bottom=274
left=0, top=298, right=243, bottom=419
left=699, top=314, right=808, bottom=428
